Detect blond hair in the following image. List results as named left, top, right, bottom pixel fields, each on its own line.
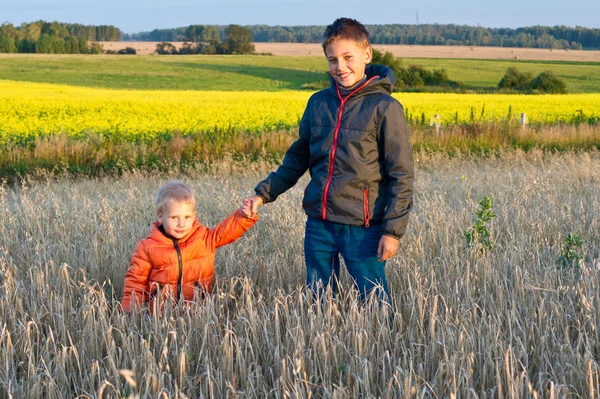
left=322, top=17, right=371, bottom=54
left=155, top=181, right=195, bottom=215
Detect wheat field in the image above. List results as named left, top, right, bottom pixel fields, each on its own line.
left=1, top=151, right=599, bottom=398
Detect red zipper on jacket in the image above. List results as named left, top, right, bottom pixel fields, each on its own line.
left=363, top=187, right=370, bottom=227
left=321, top=76, right=379, bottom=220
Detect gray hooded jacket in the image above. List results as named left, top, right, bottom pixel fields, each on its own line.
left=255, top=64, right=414, bottom=239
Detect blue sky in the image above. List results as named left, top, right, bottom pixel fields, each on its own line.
left=3, top=0, right=599, bottom=33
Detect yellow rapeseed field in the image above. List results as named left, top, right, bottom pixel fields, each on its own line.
left=1, top=79, right=598, bottom=145
left=400, top=92, right=600, bottom=125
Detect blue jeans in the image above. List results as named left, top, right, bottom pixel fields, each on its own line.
left=304, top=217, right=389, bottom=301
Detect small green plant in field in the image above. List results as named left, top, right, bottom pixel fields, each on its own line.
left=465, top=196, right=496, bottom=252
left=559, top=233, right=584, bottom=270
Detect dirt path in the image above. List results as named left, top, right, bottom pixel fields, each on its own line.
left=99, top=41, right=600, bottom=61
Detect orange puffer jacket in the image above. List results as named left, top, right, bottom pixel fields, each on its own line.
left=122, top=210, right=257, bottom=312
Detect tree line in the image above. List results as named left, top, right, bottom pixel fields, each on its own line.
left=4, top=21, right=598, bottom=53
left=0, top=21, right=120, bottom=53
left=154, top=25, right=254, bottom=55
left=124, top=24, right=600, bottom=50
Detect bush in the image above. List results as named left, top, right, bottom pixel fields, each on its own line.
left=372, top=49, right=456, bottom=90
left=372, top=49, right=403, bottom=78
left=529, top=71, right=567, bottom=93
left=431, top=69, right=450, bottom=85
left=155, top=42, right=178, bottom=55
left=498, top=67, right=567, bottom=93
left=401, top=65, right=425, bottom=87
left=89, top=42, right=104, bottom=54
left=498, top=67, right=533, bottom=90
left=197, top=41, right=219, bottom=54
left=178, top=42, right=195, bottom=54
left=117, top=47, right=136, bottom=55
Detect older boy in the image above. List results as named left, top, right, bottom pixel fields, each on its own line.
left=243, top=18, right=414, bottom=301
left=122, top=181, right=258, bottom=312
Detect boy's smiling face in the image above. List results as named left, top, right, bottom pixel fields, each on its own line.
left=157, top=201, right=196, bottom=239
left=325, top=38, right=372, bottom=88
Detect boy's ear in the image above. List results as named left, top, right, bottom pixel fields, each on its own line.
left=157, top=212, right=163, bottom=223
left=364, top=46, right=373, bottom=64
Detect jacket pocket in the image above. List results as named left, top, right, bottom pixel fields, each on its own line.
left=363, top=187, right=370, bottom=228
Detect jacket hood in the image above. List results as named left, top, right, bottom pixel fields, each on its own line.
left=365, top=64, right=396, bottom=93
left=329, top=63, right=396, bottom=96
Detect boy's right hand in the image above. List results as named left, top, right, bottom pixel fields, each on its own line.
left=242, top=195, right=264, bottom=217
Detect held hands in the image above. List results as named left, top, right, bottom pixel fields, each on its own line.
left=377, top=235, right=399, bottom=262
left=240, top=195, right=264, bottom=218
left=240, top=194, right=397, bottom=261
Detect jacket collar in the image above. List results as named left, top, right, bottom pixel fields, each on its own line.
left=328, top=63, right=395, bottom=97
left=147, top=219, right=201, bottom=244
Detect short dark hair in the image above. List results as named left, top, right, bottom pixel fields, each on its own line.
left=322, top=18, right=371, bottom=53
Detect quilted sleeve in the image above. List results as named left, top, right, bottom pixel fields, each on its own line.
left=206, top=210, right=258, bottom=251
left=121, top=240, right=153, bottom=312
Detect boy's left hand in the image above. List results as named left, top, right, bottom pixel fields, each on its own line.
left=377, top=235, right=399, bottom=262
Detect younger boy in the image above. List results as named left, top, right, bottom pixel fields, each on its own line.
left=122, top=181, right=258, bottom=312
left=243, top=18, right=414, bottom=301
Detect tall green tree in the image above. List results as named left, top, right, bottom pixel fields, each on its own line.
left=186, top=25, right=204, bottom=42
left=21, top=21, right=42, bottom=42
left=0, top=35, right=17, bottom=53
left=0, top=23, right=18, bottom=40
left=36, top=34, right=57, bottom=53
left=224, top=25, right=254, bottom=54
